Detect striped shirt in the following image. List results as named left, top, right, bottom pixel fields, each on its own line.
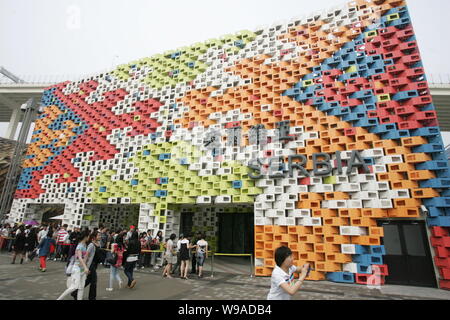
left=56, top=229, right=68, bottom=244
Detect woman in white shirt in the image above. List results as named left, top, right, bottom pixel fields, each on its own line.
left=162, top=234, right=177, bottom=278
left=267, top=246, right=310, bottom=300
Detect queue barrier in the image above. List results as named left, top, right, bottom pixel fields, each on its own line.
left=211, top=253, right=254, bottom=278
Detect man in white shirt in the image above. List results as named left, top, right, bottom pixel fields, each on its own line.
left=125, top=226, right=135, bottom=242
left=267, top=246, right=310, bottom=300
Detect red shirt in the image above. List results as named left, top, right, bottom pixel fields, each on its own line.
left=111, top=243, right=124, bottom=267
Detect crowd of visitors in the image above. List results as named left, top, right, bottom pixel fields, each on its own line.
left=0, top=222, right=209, bottom=300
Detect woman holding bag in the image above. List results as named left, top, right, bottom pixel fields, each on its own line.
left=106, top=234, right=124, bottom=291
left=37, top=230, right=56, bottom=272
left=57, top=231, right=90, bottom=300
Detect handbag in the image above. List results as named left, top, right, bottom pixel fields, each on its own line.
left=105, top=251, right=118, bottom=265
left=126, top=254, right=138, bottom=263
left=49, top=243, right=55, bottom=254
left=65, top=255, right=76, bottom=276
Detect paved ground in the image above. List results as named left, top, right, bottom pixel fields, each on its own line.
left=1, top=252, right=449, bottom=300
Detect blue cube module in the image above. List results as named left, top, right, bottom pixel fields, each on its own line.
left=326, top=272, right=355, bottom=283
left=158, top=153, right=171, bottom=160
left=232, top=180, right=242, bottom=189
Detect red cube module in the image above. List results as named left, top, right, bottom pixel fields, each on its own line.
left=434, top=246, right=450, bottom=259
left=374, top=264, right=389, bottom=276
left=355, top=274, right=368, bottom=285
left=434, top=256, right=450, bottom=268
left=439, top=268, right=450, bottom=280
left=432, top=227, right=449, bottom=238
left=440, top=280, right=450, bottom=290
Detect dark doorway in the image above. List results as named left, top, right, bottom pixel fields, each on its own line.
left=41, top=207, right=64, bottom=224
left=218, top=212, right=254, bottom=254
left=180, top=211, right=194, bottom=237
left=378, top=220, right=437, bottom=288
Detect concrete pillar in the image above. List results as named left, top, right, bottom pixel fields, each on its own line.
left=5, top=108, right=20, bottom=140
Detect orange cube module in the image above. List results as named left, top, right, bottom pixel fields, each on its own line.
left=326, top=253, right=352, bottom=263
left=338, top=209, right=362, bottom=218
left=297, top=200, right=321, bottom=209
left=322, top=225, right=340, bottom=235
left=393, top=198, right=422, bottom=208
left=351, top=236, right=381, bottom=246
left=324, top=192, right=350, bottom=200
left=373, top=139, right=399, bottom=148
left=361, top=208, right=389, bottom=218
left=412, top=188, right=440, bottom=198
left=315, top=261, right=342, bottom=272
left=408, top=170, right=436, bottom=181
left=350, top=217, right=377, bottom=227
left=369, top=227, right=384, bottom=237
left=312, top=209, right=338, bottom=218
left=391, top=180, right=419, bottom=189
left=323, top=217, right=350, bottom=226
left=324, top=235, right=351, bottom=244
left=274, top=226, right=288, bottom=234
left=405, top=153, right=432, bottom=163
left=401, top=136, right=428, bottom=147
left=388, top=208, right=421, bottom=218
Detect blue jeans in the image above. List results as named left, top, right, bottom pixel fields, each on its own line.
left=109, top=266, right=122, bottom=289
left=124, top=261, right=136, bottom=286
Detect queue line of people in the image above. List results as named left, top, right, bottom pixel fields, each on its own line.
left=0, top=222, right=210, bottom=300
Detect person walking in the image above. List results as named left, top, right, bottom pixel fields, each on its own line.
left=11, top=225, right=26, bottom=264
left=190, top=232, right=202, bottom=275
left=56, top=231, right=90, bottom=300
left=37, top=225, right=48, bottom=243
left=0, top=224, right=11, bottom=252
left=37, top=230, right=56, bottom=272
left=196, top=234, right=208, bottom=278
left=162, top=233, right=177, bottom=278
left=106, top=234, right=124, bottom=291
left=171, top=234, right=182, bottom=276
left=25, top=227, right=38, bottom=262
left=143, top=231, right=152, bottom=268
left=123, top=230, right=140, bottom=289
left=177, top=234, right=192, bottom=280
left=55, top=224, right=68, bottom=261
left=71, top=231, right=104, bottom=300
left=149, top=231, right=160, bottom=269
left=138, top=232, right=148, bottom=269
left=67, top=227, right=80, bottom=261
left=99, top=227, right=109, bottom=249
